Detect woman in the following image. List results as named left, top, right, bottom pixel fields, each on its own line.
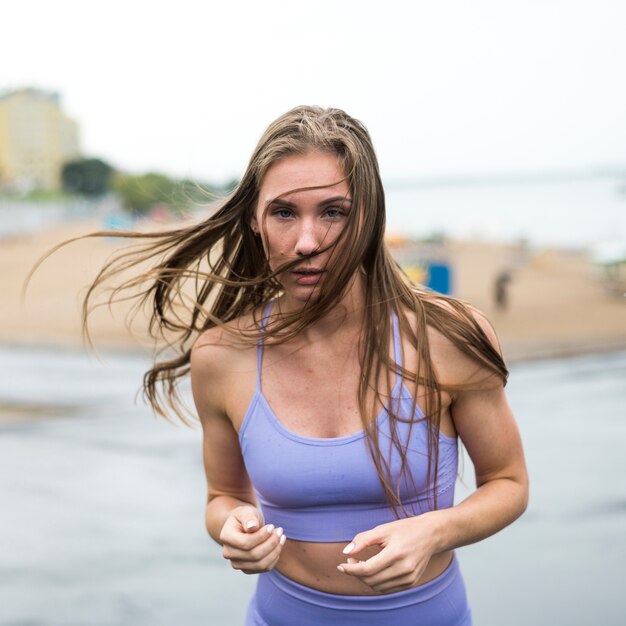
left=75, top=106, right=528, bottom=625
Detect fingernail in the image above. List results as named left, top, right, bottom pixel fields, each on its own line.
left=275, top=527, right=284, bottom=538
left=279, top=534, right=287, bottom=545
left=245, top=520, right=258, bottom=529
left=337, top=565, right=345, bottom=573
left=342, top=542, right=355, bottom=555
left=266, top=524, right=275, bottom=534
left=347, top=557, right=357, bottom=564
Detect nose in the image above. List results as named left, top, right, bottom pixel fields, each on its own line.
left=294, top=219, right=322, bottom=256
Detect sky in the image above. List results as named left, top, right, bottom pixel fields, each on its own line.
left=2, top=0, right=626, bottom=184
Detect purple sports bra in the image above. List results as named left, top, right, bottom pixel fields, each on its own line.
left=238, top=304, right=458, bottom=542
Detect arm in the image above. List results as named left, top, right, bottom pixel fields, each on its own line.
left=339, top=311, right=528, bottom=592
left=432, top=311, right=528, bottom=549
left=425, top=369, right=528, bottom=553
left=191, top=336, right=286, bottom=573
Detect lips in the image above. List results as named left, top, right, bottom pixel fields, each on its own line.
left=293, top=267, right=324, bottom=285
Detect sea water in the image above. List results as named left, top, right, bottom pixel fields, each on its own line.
left=2, top=174, right=625, bottom=248
left=384, top=174, right=626, bottom=247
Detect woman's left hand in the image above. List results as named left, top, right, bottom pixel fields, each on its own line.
left=337, top=514, right=439, bottom=594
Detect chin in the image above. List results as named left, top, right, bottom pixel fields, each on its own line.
left=286, top=287, right=322, bottom=305
left=296, top=291, right=322, bottom=304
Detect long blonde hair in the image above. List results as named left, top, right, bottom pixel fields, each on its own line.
left=35, top=106, right=507, bottom=514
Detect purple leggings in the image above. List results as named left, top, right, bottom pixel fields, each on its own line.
left=244, top=554, right=472, bottom=625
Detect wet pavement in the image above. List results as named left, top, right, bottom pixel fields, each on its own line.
left=1, top=346, right=625, bottom=625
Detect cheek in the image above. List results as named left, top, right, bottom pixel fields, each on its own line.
left=262, top=233, right=285, bottom=264
left=264, top=225, right=291, bottom=252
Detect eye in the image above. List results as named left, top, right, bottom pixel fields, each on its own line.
left=324, top=206, right=346, bottom=219
left=273, top=208, right=293, bottom=219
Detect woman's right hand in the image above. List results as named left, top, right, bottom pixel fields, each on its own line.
left=219, top=505, right=287, bottom=574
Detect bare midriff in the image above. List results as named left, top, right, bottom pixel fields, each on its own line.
left=275, top=540, right=453, bottom=595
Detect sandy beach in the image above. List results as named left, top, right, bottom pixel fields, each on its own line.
left=2, top=218, right=625, bottom=361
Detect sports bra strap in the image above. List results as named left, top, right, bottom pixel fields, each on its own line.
left=256, top=301, right=274, bottom=388
left=390, top=310, right=403, bottom=389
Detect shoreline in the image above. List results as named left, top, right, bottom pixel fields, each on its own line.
left=3, top=334, right=626, bottom=365
left=3, top=218, right=625, bottom=369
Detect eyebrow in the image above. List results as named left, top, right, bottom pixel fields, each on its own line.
left=265, top=196, right=352, bottom=208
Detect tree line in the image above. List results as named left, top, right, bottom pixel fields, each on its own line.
left=61, top=158, right=236, bottom=215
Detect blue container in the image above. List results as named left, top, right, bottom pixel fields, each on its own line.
left=426, top=262, right=452, bottom=295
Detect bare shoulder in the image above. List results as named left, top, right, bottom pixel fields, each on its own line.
left=191, top=314, right=251, bottom=368
left=192, top=307, right=264, bottom=363
left=402, top=295, right=504, bottom=390
left=190, top=310, right=260, bottom=424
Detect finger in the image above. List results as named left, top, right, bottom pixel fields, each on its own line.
left=232, top=506, right=264, bottom=533
left=266, top=539, right=286, bottom=570
left=243, top=516, right=262, bottom=532
left=341, top=527, right=385, bottom=558
left=246, top=536, right=286, bottom=572
left=342, top=554, right=426, bottom=592
left=220, top=509, right=265, bottom=544
left=358, top=563, right=413, bottom=588
left=223, top=525, right=283, bottom=559
left=223, top=523, right=278, bottom=551
left=368, top=572, right=419, bottom=594
left=231, top=532, right=287, bottom=573
left=338, top=549, right=392, bottom=578
left=222, top=525, right=283, bottom=561
left=255, top=533, right=287, bottom=571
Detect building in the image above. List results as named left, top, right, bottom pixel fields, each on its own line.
left=0, top=87, right=81, bottom=192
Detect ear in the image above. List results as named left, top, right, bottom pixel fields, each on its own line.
left=250, top=213, right=259, bottom=235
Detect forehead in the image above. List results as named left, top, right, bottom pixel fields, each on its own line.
left=260, top=151, right=349, bottom=203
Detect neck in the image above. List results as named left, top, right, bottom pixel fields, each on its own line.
left=277, top=272, right=367, bottom=341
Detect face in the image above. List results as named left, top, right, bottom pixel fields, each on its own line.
left=251, top=151, right=353, bottom=304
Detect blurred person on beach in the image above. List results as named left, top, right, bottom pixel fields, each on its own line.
left=50, top=106, right=528, bottom=625
left=494, top=270, right=513, bottom=311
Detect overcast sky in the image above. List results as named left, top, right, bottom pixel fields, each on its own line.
left=3, top=0, right=625, bottom=184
